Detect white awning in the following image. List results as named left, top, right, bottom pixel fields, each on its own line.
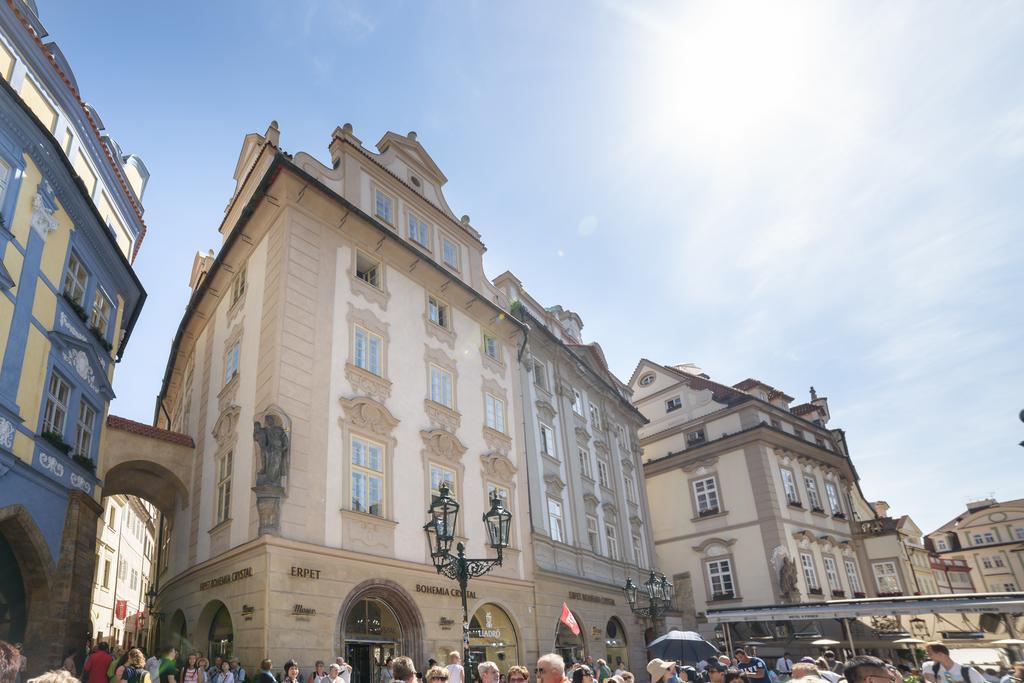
left=704, top=592, right=1024, bottom=624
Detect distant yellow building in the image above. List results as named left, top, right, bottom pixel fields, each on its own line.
left=0, top=0, right=147, bottom=672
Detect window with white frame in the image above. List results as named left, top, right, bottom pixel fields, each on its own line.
left=532, top=358, right=548, bottom=390
left=63, top=252, right=88, bottom=307
left=586, top=514, right=600, bottom=551
left=972, top=531, right=997, bottom=545
left=354, top=325, right=383, bottom=376
left=578, top=447, right=592, bottom=478
left=482, top=332, right=501, bottom=362
left=224, top=342, right=240, bottom=385
left=355, top=251, right=381, bottom=289
left=605, top=523, right=619, bottom=560
left=982, top=557, right=993, bottom=569
left=539, top=423, right=556, bottom=459
left=230, top=263, right=247, bottom=306
left=90, top=288, right=113, bottom=338
left=800, top=553, right=821, bottom=591
left=42, top=372, right=71, bottom=435
left=936, top=538, right=949, bottom=551
left=407, top=212, right=429, bottom=248
left=571, top=389, right=583, bottom=415
left=0, top=157, right=10, bottom=203
left=351, top=436, right=384, bottom=516
left=632, top=533, right=645, bottom=566
left=825, top=481, right=843, bottom=516
left=707, top=558, right=735, bottom=598
left=872, top=561, right=901, bottom=594
left=780, top=468, right=800, bottom=505
left=430, top=463, right=457, bottom=499
left=991, top=555, right=1006, bottom=568
left=427, top=295, right=450, bottom=329
left=485, top=393, right=506, bottom=433
left=441, top=235, right=460, bottom=270
left=804, top=475, right=823, bottom=510
left=486, top=482, right=509, bottom=508
left=693, top=477, right=720, bottom=515
left=823, top=556, right=842, bottom=593
left=589, top=403, right=601, bottom=429
left=215, top=451, right=232, bottom=524
left=597, top=459, right=610, bottom=488
left=374, top=189, right=394, bottom=225
left=1002, top=582, right=1019, bottom=591
left=844, top=559, right=864, bottom=593
left=666, top=397, right=682, bottom=412
left=548, top=499, right=564, bottom=542
left=74, top=399, right=96, bottom=458
left=625, top=476, right=637, bottom=504
left=429, top=365, right=454, bottom=409
left=1015, top=528, right=1024, bottom=541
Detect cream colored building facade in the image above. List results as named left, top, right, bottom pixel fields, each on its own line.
left=149, top=121, right=662, bottom=677
left=90, top=495, right=157, bottom=650
left=494, top=272, right=654, bottom=671
left=927, top=498, right=1024, bottom=594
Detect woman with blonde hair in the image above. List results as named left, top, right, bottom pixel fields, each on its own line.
left=424, top=667, right=449, bottom=683
left=119, top=650, right=151, bottom=683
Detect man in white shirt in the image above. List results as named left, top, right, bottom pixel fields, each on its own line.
left=923, top=643, right=981, bottom=683
left=776, top=654, right=794, bottom=682
left=333, top=659, right=353, bottom=683
left=446, top=652, right=464, bottom=683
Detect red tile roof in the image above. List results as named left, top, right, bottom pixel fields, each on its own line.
left=732, top=378, right=795, bottom=402
left=665, top=366, right=750, bottom=405
left=791, top=403, right=821, bottom=416
left=107, top=415, right=194, bottom=448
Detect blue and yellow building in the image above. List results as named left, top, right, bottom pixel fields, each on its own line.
left=0, top=0, right=147, bottom=669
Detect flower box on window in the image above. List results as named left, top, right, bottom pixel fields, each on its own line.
left=72, top=453, right=96, bottom=473
left=62, top=292, right=88, bottom=322
left=699, top=507, right=721, bottom=517
left=877, top=591, right=903, bottom=597
left=831, top=590, right=845, bottom=597
left=89, top=325, right=113, bottom=352
left=809, top=587, right=823, bottom=595
left=710, top=591, right=735, bottom=601
left=833, top=512, right=847, bottom=520
left=853, top=591, right=866, bottom=598
left=811, top=506, right=825, bottom=514
left=40, top=430, right=72, bottom=454
left=788, top=500, right=804, bottom=509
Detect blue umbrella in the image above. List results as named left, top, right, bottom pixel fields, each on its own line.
left=647, top=630, right=721, bottom=664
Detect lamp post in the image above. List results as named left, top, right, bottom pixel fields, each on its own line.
left=424, top=483, right=512, bottom=668
left=144, top=586, right=163, bottom=652
left=623, top=570, right=673, bottom=621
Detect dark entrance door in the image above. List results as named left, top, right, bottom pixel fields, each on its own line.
left=0, top=534, right=27, bottom=643
left=347, top=644, right=372, bottom=683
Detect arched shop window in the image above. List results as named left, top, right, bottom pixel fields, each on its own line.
left=468, top=603, right=519, bottom=673
left=343, top=598, right=403, bottom=683
left=554, top=610, right=586, bottom=665
left=605, top=618, right=628, bottom=671
left=208, top=604, right=233, bottom=659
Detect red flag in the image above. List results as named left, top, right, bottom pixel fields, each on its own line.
left=115, top=600, right=127, bottom=620
left=559, top=602, right=580, bottom=636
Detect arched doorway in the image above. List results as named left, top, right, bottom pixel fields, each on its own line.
left=195, top=600, right=233, bottom=659
left=605, top=618, right=628, bottom=672
left=0, top=533, right=27, bottom=642
left=0, top=505, right=54, bottom=673
left=555, top=610, right=586, bottom=666
left=337, top=580, right=425, bottom=683
left=468, top=603, right=519, bottom=673
left=168, top=609, right=189, bottom=654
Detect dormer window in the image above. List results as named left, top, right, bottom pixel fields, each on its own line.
left=407, top=212, right=430, bottom=249
left=639, top=373, right=655, bottom=386
left=374, top=189, right=395, bottom=226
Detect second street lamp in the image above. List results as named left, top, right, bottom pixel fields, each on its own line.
left=424, top=483, right=512, bottom=667
left=623, top=570, right=673, bottom=621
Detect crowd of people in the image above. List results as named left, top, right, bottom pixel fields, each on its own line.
left=2, top=640, right=1021, bottom=683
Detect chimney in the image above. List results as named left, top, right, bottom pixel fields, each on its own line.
left=809, top=386, right=830, bottom=425
left=873, top=501, right=891, bottom=518
left=189, top=249, right=216, bottom=294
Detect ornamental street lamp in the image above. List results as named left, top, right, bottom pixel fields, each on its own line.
left=424, top=483, right=512, bottom=667
left=623, top=570, right=673, bottom=621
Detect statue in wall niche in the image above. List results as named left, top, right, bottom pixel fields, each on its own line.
left=254, top=413, right=289, bottom=488
left=779, top=556, right=800, bottom=602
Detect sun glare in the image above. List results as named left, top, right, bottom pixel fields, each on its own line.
left=645, top=2, right=819, bottom=154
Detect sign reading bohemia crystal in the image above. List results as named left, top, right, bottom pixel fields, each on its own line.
left=200, top=567, right=254, bottom=590
left=416, top=583, right=478, bottom=599
left=569, top=591, right=616, bottom=606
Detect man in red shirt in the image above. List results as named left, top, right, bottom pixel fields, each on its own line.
left=83, top=643, right=114, bottom=683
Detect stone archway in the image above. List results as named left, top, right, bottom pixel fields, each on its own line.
left=195, top=600, right=234, bottom=660
left=167, top=609, right=189, bottom=654
left=101, top=417, right=194, bottom=516
left=0, top=505, right=55, bottom=677
left=336, top=579, right=426, bottom=672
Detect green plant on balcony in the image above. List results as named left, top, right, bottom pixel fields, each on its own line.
left=72, top=453, right=96, bottom=474
left=89, top=325, right=113, bottom=352
left=62, top=292, right=89, bottom=322
left=40, top=430, right=73, bottom=454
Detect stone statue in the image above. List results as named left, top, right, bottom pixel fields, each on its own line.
left=254, top=414, right=289, bottom=488
left=780, top=556, right=799, bottom=602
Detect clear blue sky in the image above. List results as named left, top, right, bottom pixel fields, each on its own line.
left=38, top=1, right=1024, bottom=533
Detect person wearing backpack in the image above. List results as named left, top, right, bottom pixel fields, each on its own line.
left=121, top=649, right=153, bottom=683
left=923, top=643, right=981, bottom=683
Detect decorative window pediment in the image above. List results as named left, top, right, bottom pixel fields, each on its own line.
left=575, top=425, right=591, bottom=443
left=420, top=428, right=467, bottom=464
left=583, top=493, right=599, bottom=511
left=544, top=473, right=566, bottom=494
left=682, top=455, right=719, bottom=473
left=211, top=404, right=240, bottom=452
left=339, top=396, right=400, bottom=438
left=480, top=452, right=517, bottom=484
left=535, top=398, right=557, bottom=421
left=692, top=536, right=737, bottom=554
left=47, top=330, right=115, bottom=400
